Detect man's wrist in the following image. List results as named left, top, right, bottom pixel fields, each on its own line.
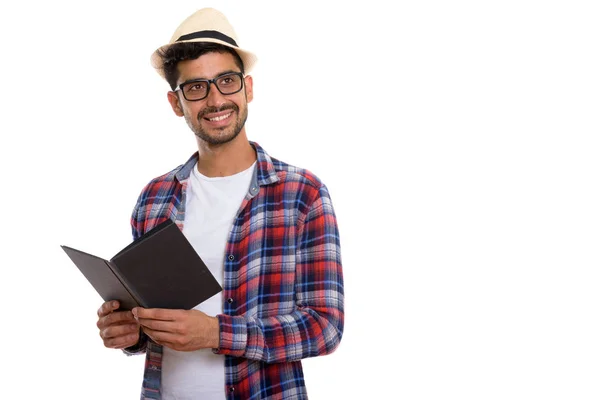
left=210, top=316, right=220, bottom=349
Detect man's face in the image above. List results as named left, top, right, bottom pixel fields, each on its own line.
left=168, top=52, right=253, bottom=146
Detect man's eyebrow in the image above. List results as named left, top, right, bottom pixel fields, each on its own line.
left=181, top=69, right=242, bottom=83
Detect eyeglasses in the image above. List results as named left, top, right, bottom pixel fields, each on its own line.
left=175, top=72, right=244, bottom=101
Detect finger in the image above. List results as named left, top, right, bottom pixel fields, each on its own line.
left=104, top=332, right=140, bottom=349
left=100, top=323, right=139, bottom=340
left=141, top=327, right=181, bottom=347
left=136, top=318, right=182, bottom=334
left=97, top=301, right=120, bottom=317
left=97, top=310, right=136, bottom=329
left=133, top=307, right=183, bottom=321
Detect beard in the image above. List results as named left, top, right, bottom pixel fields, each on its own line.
left=185, top=102, right=248, bottom=146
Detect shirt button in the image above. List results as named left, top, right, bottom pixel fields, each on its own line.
left=229, top=386, right=235, bottom=393
left=228, top=255, right=235, bottom=261
left=227, top=298, right=234, bottom=304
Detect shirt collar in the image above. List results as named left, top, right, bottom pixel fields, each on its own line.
left=174, top=141, right=279, bottom=188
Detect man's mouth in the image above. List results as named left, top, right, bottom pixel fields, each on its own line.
left=205, top=112, right=232, bottom=122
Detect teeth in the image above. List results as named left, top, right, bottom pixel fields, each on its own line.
left=209, top=112, right=231, bottom=122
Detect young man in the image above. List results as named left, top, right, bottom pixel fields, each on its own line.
left=95, top=8, right=344, bottom=400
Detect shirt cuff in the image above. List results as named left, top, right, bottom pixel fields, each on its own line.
left=212, top=314, right=247, bottom=357
left=122, top=331, right=148, bottom=356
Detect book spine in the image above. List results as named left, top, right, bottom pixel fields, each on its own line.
left=105, top=260, right=146, bottom=308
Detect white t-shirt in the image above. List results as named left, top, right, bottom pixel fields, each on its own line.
left=161, top=161, right=255, bottom=400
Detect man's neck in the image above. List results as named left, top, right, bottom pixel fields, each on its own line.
left=195, top=134, right=256, bottom=177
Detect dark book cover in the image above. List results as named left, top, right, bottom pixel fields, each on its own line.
left=61, top=219, right=222, bottom=310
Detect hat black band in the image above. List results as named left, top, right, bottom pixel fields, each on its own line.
left=176, top=30, right=238, bottom=47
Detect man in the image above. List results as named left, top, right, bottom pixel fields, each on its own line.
left=95, top=8, right=344, bottom=400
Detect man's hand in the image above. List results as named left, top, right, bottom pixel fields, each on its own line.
left=96, top=301, right=140, bottom=349
left=132, top=308, right=219, bottom=351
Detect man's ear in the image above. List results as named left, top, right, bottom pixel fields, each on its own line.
left=244, top=75, right=254, bottom=103
left=167, top=91, right=185, bottom=117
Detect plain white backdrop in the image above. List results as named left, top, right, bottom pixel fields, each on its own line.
left=1, top=1, right=600, bottom=399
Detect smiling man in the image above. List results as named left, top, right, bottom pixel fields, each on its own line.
left=94, top=8, right=344, bottom=400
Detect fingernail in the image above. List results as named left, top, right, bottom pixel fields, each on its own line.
left=112, top=301, right=118, bottom=308
left=131, top=308, right=138, bottom=318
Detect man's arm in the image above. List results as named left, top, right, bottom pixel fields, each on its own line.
left=215, top=184, right=344, bottom=363
left=121, top=194, right=151, bottom=356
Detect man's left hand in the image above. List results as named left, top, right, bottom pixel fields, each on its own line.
left=132, top=308, right=219, bottom=351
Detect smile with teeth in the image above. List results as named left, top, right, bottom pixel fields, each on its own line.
left=206, top=112, right=232, bottom=122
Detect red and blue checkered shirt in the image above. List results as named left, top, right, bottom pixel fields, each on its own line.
left=125, top=142, right=344, bottom=399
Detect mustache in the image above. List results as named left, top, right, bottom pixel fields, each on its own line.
left=198, top=104, right=238, bottom=119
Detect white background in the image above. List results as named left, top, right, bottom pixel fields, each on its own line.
left=1, top=1, right=599, bottom=399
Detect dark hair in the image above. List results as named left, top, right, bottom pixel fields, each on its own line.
left=158, top=42, right=245, bottom=90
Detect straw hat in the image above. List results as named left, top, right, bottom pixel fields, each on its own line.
left=150, top=8, right=257, bottom=79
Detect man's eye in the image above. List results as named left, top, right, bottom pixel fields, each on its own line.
left=188, top=82, right=207, bottom=91
left=218, top=76, right=236, bottom=86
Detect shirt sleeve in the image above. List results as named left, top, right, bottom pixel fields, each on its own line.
left=121, top=195, right=147, bottom=356
left=130, top=193, right=144, bottom=241
left=214, top=184, right=344, bottom=363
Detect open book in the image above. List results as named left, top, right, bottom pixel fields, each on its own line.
left=61, top=219, right=222, bottom=310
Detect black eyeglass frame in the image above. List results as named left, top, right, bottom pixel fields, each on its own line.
left=175, top=72, right=245, bottom=102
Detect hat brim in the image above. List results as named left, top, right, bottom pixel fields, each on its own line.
left=150, top=38, right=258, bottom=79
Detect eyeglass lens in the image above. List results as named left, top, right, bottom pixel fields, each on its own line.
left=181, top=73, right=243, bottom=101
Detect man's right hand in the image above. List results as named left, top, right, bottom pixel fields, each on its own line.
left=96, top=301, right=140, bottom=349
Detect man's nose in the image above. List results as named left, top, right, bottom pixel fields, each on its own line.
left=205, top=82, right=227, bottom=107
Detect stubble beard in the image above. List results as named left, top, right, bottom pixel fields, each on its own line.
left=185, top=103, right=248, bottom=146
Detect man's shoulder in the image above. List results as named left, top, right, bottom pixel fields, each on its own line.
left=135, top=164, right=187, bottom=203
left=254, top=142, right=325, bottom=193
left=140, top=167, right=180, bottom=191
left=269, top=155, right=324, bottom=191
left=137, top=153, right=198, bottom=198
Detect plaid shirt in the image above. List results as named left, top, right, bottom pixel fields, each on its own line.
left=125, top=142, right=344, bottom=400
